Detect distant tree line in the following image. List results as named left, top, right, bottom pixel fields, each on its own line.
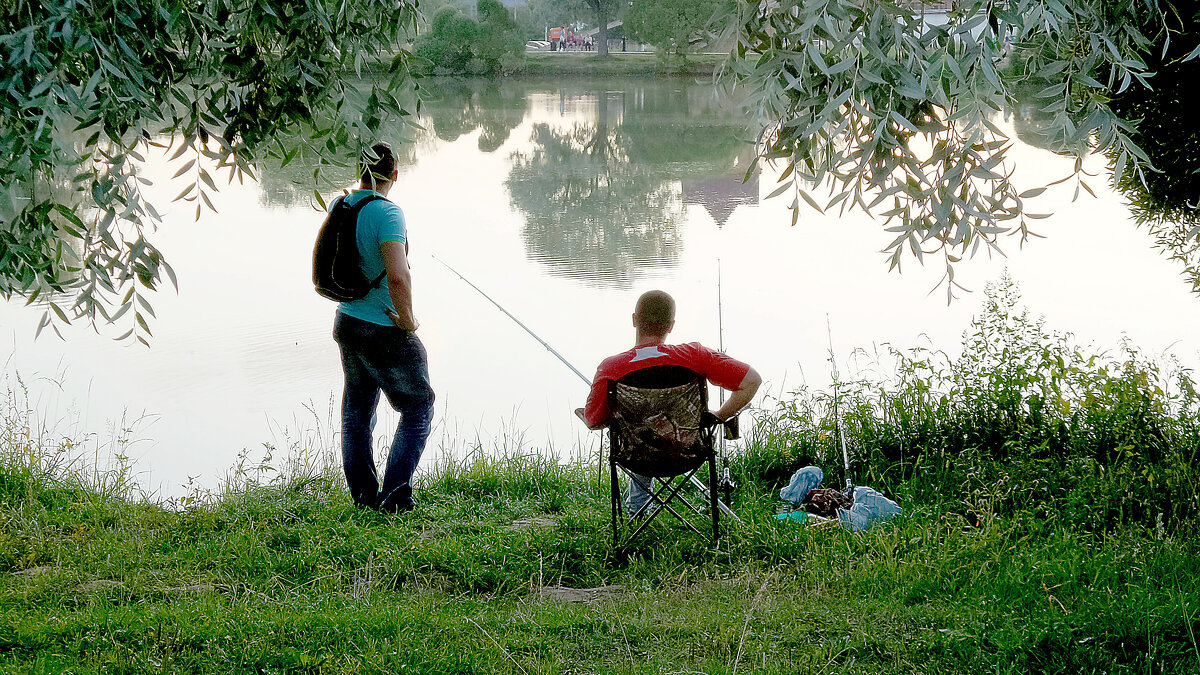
left=623, top=0, right=721, bottom=60
left=417, top=0, right=720, bottom=66
left=415, top=0, right=524, bottom=75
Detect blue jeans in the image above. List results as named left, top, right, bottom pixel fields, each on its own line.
left=627, top=472, right=653, bottom=515
left=333, top=312, right=435, bottom=511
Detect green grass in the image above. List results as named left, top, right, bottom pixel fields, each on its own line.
left=3, top=276, right=1200, bottom=673
left=3, top=442, right=1198, bottom=673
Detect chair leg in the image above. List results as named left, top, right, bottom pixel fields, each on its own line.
left=646, top=476, right=704, bottom=536
left=613, top=462, right=727, bottom=547
left=709, top=458, right=720, bottom=540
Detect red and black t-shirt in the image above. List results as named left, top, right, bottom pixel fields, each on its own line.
left=582, top=342, right=751, bottom=428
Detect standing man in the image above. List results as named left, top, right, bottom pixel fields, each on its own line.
left=579, top=290, right=761, bottom=514
left=332, top=142, right=434, bottom=512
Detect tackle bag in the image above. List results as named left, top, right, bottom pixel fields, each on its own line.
left=313, top=193, right=388, bottom=301
left=804, top=488, right=853, bottom=518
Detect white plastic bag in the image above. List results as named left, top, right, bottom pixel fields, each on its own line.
left=838, top=486, right=902, bottom=531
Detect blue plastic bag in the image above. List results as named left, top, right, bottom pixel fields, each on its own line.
left=779, top=466, right=824, bottom=504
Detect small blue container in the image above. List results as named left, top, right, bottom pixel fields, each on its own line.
left=773, top=510, right=808, bottom=523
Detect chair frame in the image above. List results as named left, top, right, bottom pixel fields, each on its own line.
left=606, top=365, right=720, bottom=548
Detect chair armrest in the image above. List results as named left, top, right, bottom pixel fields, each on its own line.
left=575, top=407, right=607, bottom=430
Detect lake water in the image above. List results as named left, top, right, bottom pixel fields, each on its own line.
left=4, top=77, right=1198, bottom=498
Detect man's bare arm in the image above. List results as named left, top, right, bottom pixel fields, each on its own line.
left=715, top=367, right=762, bottom=421
left=381, top=240, right=418, bottom=331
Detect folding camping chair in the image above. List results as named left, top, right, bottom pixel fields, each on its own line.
left=607, top=365, right=723, bottom=547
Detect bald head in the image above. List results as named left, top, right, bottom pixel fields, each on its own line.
left=633, top=290, right=675, bottom=337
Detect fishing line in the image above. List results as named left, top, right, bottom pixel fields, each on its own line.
left=432, top=254, right=590, bottom=386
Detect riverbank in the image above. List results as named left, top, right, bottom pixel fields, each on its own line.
left=385, top=51, right=727, bottom=78
left=516, top=51, right=725, bottom=77
left=4, top=282, right=1199, bottom=673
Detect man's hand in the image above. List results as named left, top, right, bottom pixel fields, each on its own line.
left=702, top=410, right=740, bottom=439
left=381, top=240, right=417, bottom=331
left=386, top=308, right=418, bottom=332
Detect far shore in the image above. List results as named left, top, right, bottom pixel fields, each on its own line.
left=371, top=50, right=728, bottom=78
left=514, top=51, right=727, bottom=77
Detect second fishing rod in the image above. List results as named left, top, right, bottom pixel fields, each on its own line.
left=433, top=254, right=741, bottom=522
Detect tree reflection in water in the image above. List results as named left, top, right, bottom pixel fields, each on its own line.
left=255, top=81, right=524, bottom=209
left=252, top=80, right=760, bottom=288
left=508, top=120, right=686, bottom=287
left=422, top=80, right=527, bottom=153
left=507, top=86, right=753, bottom=288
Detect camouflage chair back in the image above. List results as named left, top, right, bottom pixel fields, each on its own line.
left=607, top=365, right=720, bottom=547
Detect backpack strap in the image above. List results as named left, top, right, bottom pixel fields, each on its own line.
left=341, top=193, right=389, bottom=290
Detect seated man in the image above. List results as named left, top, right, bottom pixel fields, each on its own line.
left=579, top=290, right=762, bottom=515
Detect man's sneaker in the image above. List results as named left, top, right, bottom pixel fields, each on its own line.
left=378, top=485, right=416, bottom=513
left=379, top=498, right=416, bottom=513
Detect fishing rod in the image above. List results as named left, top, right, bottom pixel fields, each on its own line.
left=432, top=255, right=590, bottom=384
left=826, top=315, right=854, bottom=501
left=433, top=254, right=740, bottom=522
left=717, top=260, right=725, bottom=424
left=716, top=260, right=736, bottom=506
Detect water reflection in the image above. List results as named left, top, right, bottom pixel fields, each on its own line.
left=254, top=142, right=430, bottom=210
left=249, top=79, right=758, bottom=286
left=147, top=74, right=1200, bottom=299
left=1005, top=80, right=1059, bottom=153
left=422, top=80, right=527, bottom=152
left=257, top=161, right=358, bottom=209
left=507, top=118, right=687, bottom=286
left=506, top=84, right=755, bottom=287
left=682, top=147, right=760, bottom=227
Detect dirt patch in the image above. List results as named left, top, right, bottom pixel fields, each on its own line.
left=11, top=566, right=56, bottom=577
left=74, top=579, right=124, bottom=595
left=505, top=517, right=556, bottom=531
left=538, top=584, right=624, bottom=603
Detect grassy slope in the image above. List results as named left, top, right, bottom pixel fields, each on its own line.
left=2, top=453, right=1197, bottom=675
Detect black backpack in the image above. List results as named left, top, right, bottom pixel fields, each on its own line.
left=312, top=193, right=388, bottom=302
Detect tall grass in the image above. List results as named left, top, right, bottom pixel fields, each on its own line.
left=738, top=273, right=1200, bottom=533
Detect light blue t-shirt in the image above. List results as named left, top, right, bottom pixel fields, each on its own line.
left=335, top=189, right=407, bottom=326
